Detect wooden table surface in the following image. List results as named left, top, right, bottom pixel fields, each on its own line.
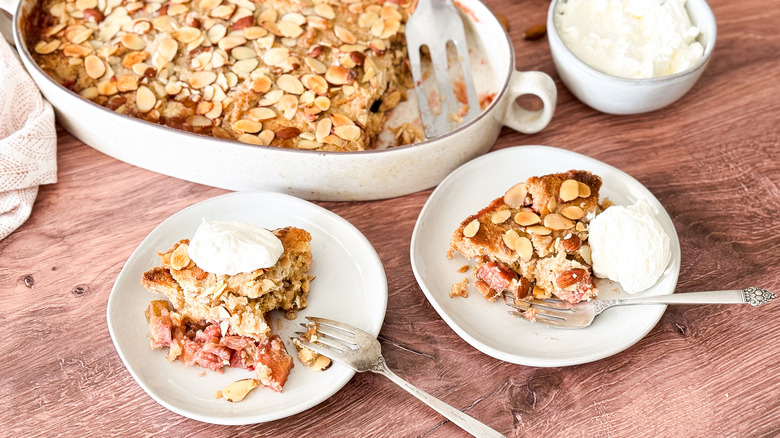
left=2, top=0, right=779, bottom=436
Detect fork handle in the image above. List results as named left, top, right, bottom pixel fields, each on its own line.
left=371, top=357, right=505, bottom=438
left=608, top=288, right=774, bottom=307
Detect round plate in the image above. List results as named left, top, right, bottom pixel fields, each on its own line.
left=107, top=192, right=387, bottom=424
left=410, top=146, right=681, bottom=367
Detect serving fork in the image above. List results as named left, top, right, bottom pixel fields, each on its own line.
left=405, top=0, right=481, bottom=138
left=294, top=317, right=505, bottom=438
left=506, top=287, right=776, bottom=329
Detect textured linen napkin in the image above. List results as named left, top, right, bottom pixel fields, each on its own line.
left=0, top=37, right=57, bottom=240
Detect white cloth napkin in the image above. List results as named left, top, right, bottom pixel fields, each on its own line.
left=0, top=36, right=57, bottom=240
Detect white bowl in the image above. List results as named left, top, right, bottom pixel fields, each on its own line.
left=547, top=0, right=717, bottom=115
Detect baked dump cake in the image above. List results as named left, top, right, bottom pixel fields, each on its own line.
left=141, top=226, right=312, bottom=393
left=26, top=0, right=415, bottom=151
left=448, top=170, right=603, bottom=305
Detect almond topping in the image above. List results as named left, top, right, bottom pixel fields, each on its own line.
left=263, top=47, right=289, bottom=66
left=315, top=117, right=332, bottom=143
left=515, top=236, right=533, bottom=262
left=334, top=25, right=357, bottom=44
left=221, top=379, right=260, bottom=402
left=358, top=11, right=379, bottom=28
left=304, top=57, right=327, bottom=75
left=333, top=125, right=361, bottom=141
left=237, top=133, right=263, bottom=145
left=218, top=35, right=246, bottom=50
left=504, top=183, right=527, bottom=208
left=277, top=94, right=299, bottom=120
left=189, top=71, right=217, bottom=89
left=246, top=107, right=276, bottom=121
left=514, top=210, right=540, bottom=226
left=580, top=245, right=592, bottom=265
left=502, top=229, right=519, bottom=250
left=559, top=179, right=580, bottom=202
left=84, top=55, right=105, bottom=79
left=34, top=40, right=61, bottom=55
left=463, top=219, right=480, bottom=238
left=135, top=85, right=156, bottom=113
left=297, top=139, right=322, bottom=149
left=575, top=222, right=588, bottom=232
left=232, top=119, right=263, bottom=134
left=275, top=126, right=300, bottom=139
left=325, top=66, right=356, bottom=85
left=157, top=38, right=178, bottom=61
left=578, top=182, right=592, bottom=198
left=547, top=197, right=557, bottom=213
left=277, top=74, right=304, bottom=94
left=491, top=209, right=511, bottom=224
left=251, top=76, right=272, bottom=93
left=556, top=268, right=586, bottom=288
left=243, top=26, right=268, bottom=40
left=302, top=74, right=328, bottom=95
left=330, top=113, right=354, bottom=127
left=170, top=243, right=190, bottom=270
left=543, top=213, right=575, bottom=231
left=561, top=206, right=585, bottom=220
left=258, top=89, right=283, bottom=106
left=120, top=34, right=145, bottom=50
left=278, top=21, right=304, bottom=38
left=186, top=115, right=213, bottom=127
left=526, top=225, right=552, bottom=236
left=561, top=234, right=582, bottom=251
left=258, top=130, right=275, bottom=145
left=116, top=75, right=139, bottom=92
left=314, top=3, right=335, bottom=19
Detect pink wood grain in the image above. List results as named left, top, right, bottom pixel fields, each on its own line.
left=1, top=0, right=779, bottom=436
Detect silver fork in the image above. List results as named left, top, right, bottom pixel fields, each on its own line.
left=405, top=0, right=481, bottom=139
left=294, top=317, right=505, bottom=438
left=506, top=287, right=775, bottom=329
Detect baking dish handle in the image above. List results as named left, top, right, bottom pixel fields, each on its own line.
left=500, top=70, right=557, bottom=134
left=0, top=0, right=18, bottom=45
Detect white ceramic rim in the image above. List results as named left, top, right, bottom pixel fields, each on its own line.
left=106, top=191, right=388, bottom=424
left=547, top=0, right=717, bottom=85
left=8, top=0, right=517, bottom=157
left=410, top=145, right=682, bottom=367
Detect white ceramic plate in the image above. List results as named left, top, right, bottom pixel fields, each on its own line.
left=410, top=146, right=681, bottom=367
left=107, top=192, right=387, bottom=424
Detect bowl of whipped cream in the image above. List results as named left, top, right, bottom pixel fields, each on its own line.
left=547, top=0, right=717, bottom=114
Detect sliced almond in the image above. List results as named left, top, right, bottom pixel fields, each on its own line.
left=237, top=133, right=264, bottom=145
left=315, top=117, right=332, bottom=143
left=325, top=66, right=356, bottom=85
left=304, top=57, right=327, bottom=75
left=278, top=21, right=303, bottom=38
left=380, top=5, right=403, bottom=20
left=334, top=25, right=357, bottom=44
left=561, top=206, right=585, bottom=220
left=543, top=213, right=575, bottom=230
left=277, top=94, right=299, bottom=120
left=231, top=46, right=256, bottom=60
left=84, top=55, right=105, bottom=79
left=232, top=58, right=259, bottom=77
left=120, top=33, right=145, bottom=50
left=218, top=35, right=247, bottom=51
left=170, top=243, right=190, bottom=270
left=258, top=89, right=284, bottom=106
left=313, top=3, right=335, bottom=19
left=491, top=209, right=511, bottom=224
left=547, top=197, right=557, bottom=213
left=575, top=222, right=587, bottom=232
left=258, top=7, right=277, bottom=23
left=210, top=4, right=236, bottom=19
left=463, top=219, right=480, bottom=238
left=503, top=183, right=527, bottom=208
left=189, top=71, right=217, bottom=89
left=330, top=113, right=354, bottom=127
left=515, top=236, right=533, bottom=262
left=232, top=119, right=263, bottom=134
left=578, top=182, right=592, bottom=198
left=526, top=225, right=552, bottom=236
left=333, top=124, right=361, bottom=141
left=358, top=11, right=379, bottom=28
left=281, top=12, right=306, bottom=24
left=580, top=244, right=592, bottom=265
left=116, top=74, right=139, bottom=92
left=297, top=139, right=322, bottom=149
left=314, top=96, right=331, bottom=111
left=263, top=47, right=289, bottom=66
left=502, top=229, right=519, bottom=250
left=312, top=355, right=331, bottom=371
left=135, top=85, right=156, bottom=112
left=277, top=74, right=304, bottom=94
left=221, top=379, right=260, bottom=402
left=514, top=210, right=540, bottom=226
left=251, top=75, right=272, bottom=93
left=380, top=19, right=400, bottom=38
left=34, top=40, right=61, bottom=55
left=559, top=179, right=580, bottom=202
left=187, top=115, right=213, bottom=127
left=257, top=129, right=275, bottom=145
left=246, top=107, right=277, bottom=121
left=157, top=38, right=178, bottom=61
left=199, top=0, right=221, bottom=9
left=243, top=26, right=268, bottom=40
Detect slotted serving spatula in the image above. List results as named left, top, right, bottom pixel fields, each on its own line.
left=406, top=0, right=481, bottom=139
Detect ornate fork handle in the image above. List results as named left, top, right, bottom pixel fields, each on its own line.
left=370, top=357, right=506, bottom=438
left=595, top=287, right=775, bottom=314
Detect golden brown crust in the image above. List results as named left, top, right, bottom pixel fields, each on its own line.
left=26, top=0, right=416, bottom=151
left=140, top=226, right=313, bottom=340
left=448, top=170, right=602, bottom=303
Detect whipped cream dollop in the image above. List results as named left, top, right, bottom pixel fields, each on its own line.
left=188, top=220, right=284, bottom=275
left=555, top=0, right=704, bottom=78
left=589, top=200, right=671, bottom=294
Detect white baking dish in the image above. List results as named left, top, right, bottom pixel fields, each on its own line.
left=0, top=0, right=556, bottom=201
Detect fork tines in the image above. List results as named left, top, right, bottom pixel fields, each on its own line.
left=504, top=293, right=575, bottom=328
